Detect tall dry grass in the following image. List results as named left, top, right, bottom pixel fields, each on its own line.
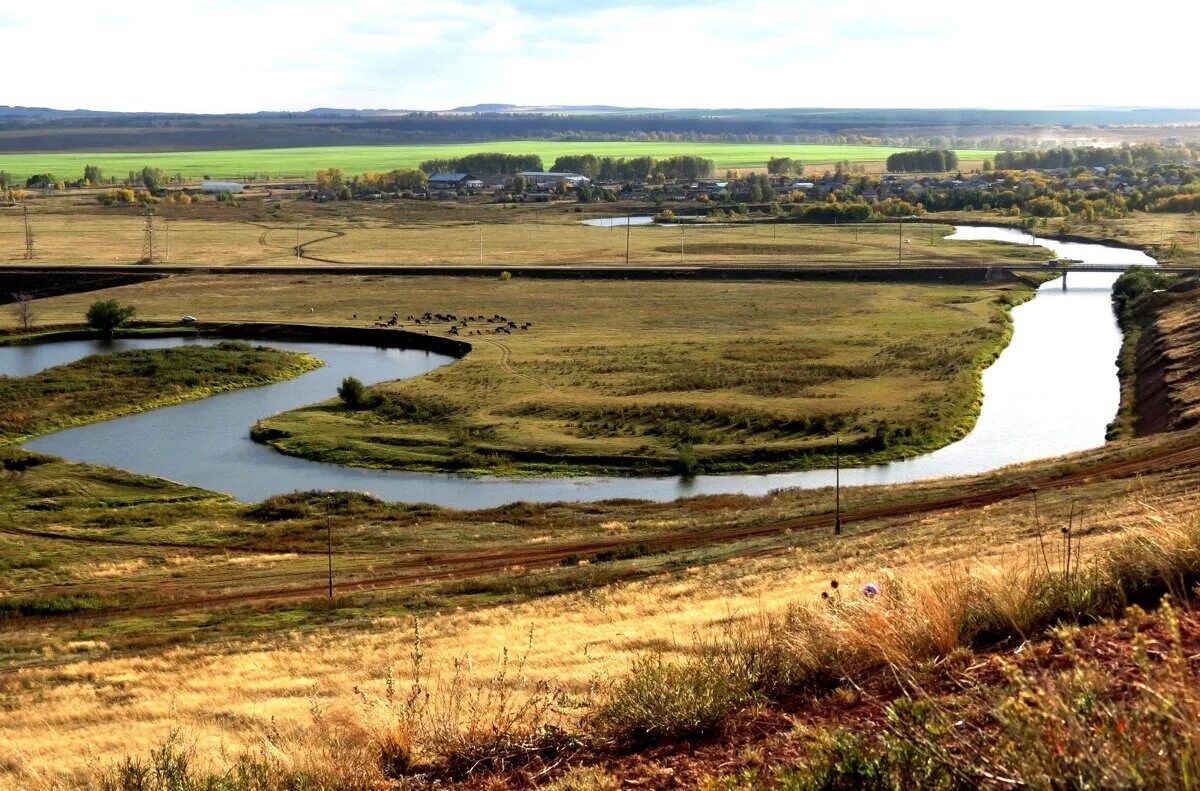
left=43, top=506, right=1200, bottom=788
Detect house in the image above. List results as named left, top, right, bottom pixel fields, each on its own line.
left=427, top=172, right=475, bottom=191
left=518, top=171, right=591, bottom=189
left=201, top=180, right=244, bottom=194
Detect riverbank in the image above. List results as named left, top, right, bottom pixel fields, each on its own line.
left=0, top=341, right=322, bottom=445
left=245, top=277, right=1034, bottom=478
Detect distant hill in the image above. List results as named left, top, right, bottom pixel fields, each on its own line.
left=448, top=104, right=649, bottom=113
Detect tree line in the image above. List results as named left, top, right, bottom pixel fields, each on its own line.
left=418, top=153, right=543, bottom=175
left=994, top=144, right=1197, bottom=171
left=885, top=149, right=959, bottom=173
left=548, top=154, right=714, bottom=181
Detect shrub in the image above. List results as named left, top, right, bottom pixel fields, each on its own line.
left=499, top=270, right=512, bottom=281
left=85, top=300, right=136, bottom=335
left=596, top=654, right=751, bottom=745
left=337, top=376, right=369, bottom=408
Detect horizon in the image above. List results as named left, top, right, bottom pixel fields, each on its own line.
left=4, top=0, right=1199, bottom=114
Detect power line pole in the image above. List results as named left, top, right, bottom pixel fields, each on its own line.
left=326, top=509, right=334, bottom=599
left=897, top=217, right=903, bottom=264
left=834, top=437, right=842, bottom=536
left=141, top=209, right=158, bottom=263
left=23, top=205, right=35, bottom=259
left=625, top=213, right=631, bottom=265
left=478, top=221, right=483, bottom=264
left=164, top=219, right=170, bottom=262
left=296, top=224, right=301, bottom=262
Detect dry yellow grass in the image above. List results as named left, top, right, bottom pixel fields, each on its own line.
left=0, top=200, right=1043, bottom=267
left=0, top=463, right=1192, bottom=786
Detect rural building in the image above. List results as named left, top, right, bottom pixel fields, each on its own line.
left=201, top=180, right=245, bottom=194
left=518, top=171, right=591, bottom=188
left=428, top=172, right=477, bottom=191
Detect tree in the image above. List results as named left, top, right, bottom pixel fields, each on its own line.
left=385, top=168, right=427, bottom=191
left=13, top=293, right=33, bottom=332
left=0, top=171, right=12, bottom=190
left=85, top=300, right=136, bottom=335
left=337, top=376, right=368, bottom=408
left=767, top=156, right=802, bottom=175
left=511, top=174, right=527, bottom=194
left=83, top=165, right=104, bottom=185
left=140, top=166, right=167, bottom=193
left=316, top=168, right=346, bottom=191
left=25, top=173, right=56, bottom=189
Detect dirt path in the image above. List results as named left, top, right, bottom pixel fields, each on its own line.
left=14, top=434, right=1200, bottom=619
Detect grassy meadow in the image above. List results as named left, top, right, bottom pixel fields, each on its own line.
left=0, top=141, right=999, bottom=182
left=0, top=199, right=1048, bottom=266
left=1, top=422, right=1198, bottom=784
left=2, top=273, right=1039, bottom=475
left=0, top=341, right=320, bottom=445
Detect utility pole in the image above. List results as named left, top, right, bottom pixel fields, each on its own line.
left=164, top=219, right=170, bottom=262
left=834, top=437, right=842, bottom=535
left=326, top=509, right=334, bottom=599
left=680, top=224, right=685, bottom=264
left=296, top=224, right=301, bottom=261
left=478, top=221, right=483, bottom=264
left=625, top=213, right=631, bottom=265
left=897, top=217, right=903, bottom=264
left=141, top=209, right=157, bottom=263
left=23, top=205, right=35, bottom=259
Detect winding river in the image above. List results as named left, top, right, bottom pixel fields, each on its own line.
left=9, top=226, right=1154, bottom=508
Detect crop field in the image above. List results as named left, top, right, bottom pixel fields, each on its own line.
left=4, top=273, right=1036, bottom=476
left=0, top=141, right=999, bottom=181
left=0, top=201, right=1047, bottom=266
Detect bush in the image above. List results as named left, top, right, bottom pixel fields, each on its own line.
left=499, top=270, right=512, bottom=281
left=596, top=654, right=751, bottom=745
left=338, top=376, right=369, bottom=408
left=85, top=300, right=136, bottom=335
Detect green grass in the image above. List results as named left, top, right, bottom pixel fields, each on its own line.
left=251, top=279, right=1032, bottom=477
left=0, top=341, right=321, bottom=444
left=0, top=142, right=999, bottom=181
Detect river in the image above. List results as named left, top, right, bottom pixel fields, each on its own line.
left=9, top=226, right=1154, bottom=507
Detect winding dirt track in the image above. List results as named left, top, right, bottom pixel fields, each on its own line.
left=19, top=435, right=1200, bottom=617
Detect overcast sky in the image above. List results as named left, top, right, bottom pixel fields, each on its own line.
left=4, top=0, right=1197, bottom=113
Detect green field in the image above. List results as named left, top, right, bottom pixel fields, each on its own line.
left=0, top=141, right=998, bottom=181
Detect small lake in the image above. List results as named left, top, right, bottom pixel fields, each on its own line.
left=9, top=226, right=1154, bottom=507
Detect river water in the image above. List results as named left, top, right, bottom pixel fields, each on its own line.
left=10, top=226, right=1154, bottom=507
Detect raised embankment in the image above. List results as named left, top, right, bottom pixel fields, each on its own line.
left=0, top=270, right=165, bottom=304
left=1132, top=286, right=1200, bottom=434
left=0, top=321, right=472, bottom=358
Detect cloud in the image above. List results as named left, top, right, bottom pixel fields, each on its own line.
left=2, top=0, right=1198, bottom=112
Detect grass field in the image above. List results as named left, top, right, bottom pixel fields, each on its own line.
left=1, top=423, right=1197, bottom=784
left=0, top=141, right=999, bottom=182
left=1, top=264, right=1198, bottom=786
left=3, top=273, right=1038, bottom=476
left=0, top=201, right=1047, bottom=266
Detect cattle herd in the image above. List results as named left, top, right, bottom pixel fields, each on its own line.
left=372, top=311, right=533, bottom=336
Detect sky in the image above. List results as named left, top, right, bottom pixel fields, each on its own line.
left=3, top=0, right=1198, bottom=113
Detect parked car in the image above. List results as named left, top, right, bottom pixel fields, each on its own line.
left=181, top=315, right=198, bottom=324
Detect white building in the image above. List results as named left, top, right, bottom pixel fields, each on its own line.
left=200, top=180, right=245, bottom=194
